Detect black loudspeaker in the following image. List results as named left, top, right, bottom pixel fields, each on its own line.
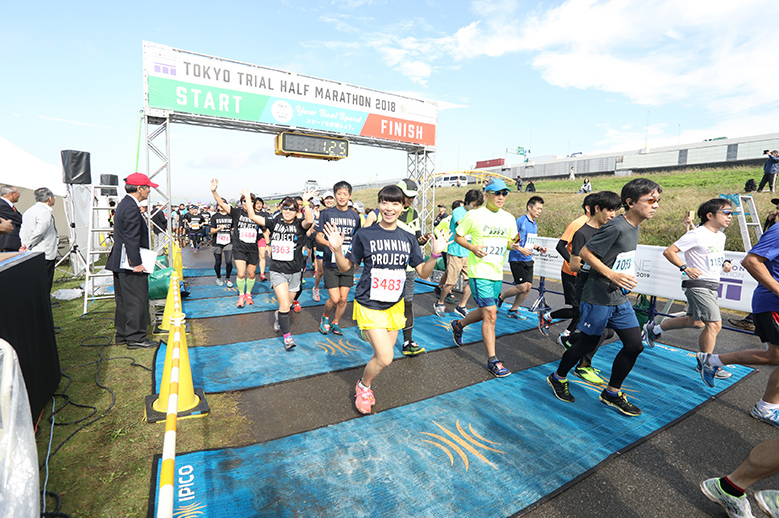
left=100, top=174, right=118, bottom=196
left=61, top=150, right=92, bottom=185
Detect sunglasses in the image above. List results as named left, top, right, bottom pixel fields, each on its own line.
left=639, top=197, right=661, bottom=204
left=717, top=210, right=734, bottom=215
left=281, top=206, right=297, bottom=211
left=492, top=189, right=510, bottom=196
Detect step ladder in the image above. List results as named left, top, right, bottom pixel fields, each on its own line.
left=736, top=194, right=763, bottom=251
left=82, top=183, right=120, bottom=314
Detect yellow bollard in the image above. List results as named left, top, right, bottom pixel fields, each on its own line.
left=172, top=242, right=184, bottom=280
left=152, top=311, right=200, bottom=414
left=156, top=273, right=181, bottom=333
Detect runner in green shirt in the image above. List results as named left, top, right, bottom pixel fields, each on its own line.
left=450, top=179, right=520, bottom=377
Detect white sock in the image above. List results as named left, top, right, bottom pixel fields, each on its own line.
left=653, top=324, right=663, bottom=335
left=358, top=379, right=370, bottom=390
left=561, top=330, right=571, bottom=337
left=757, top=399, right=779, bottom=411
left=709, top=354, right=725, bottom=368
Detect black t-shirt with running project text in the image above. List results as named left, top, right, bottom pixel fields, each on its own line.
left=316, top=206, right=361, bottom=269
left=228, top=207, right=261, bottom=253
left=267, top=215, right=309, bottom=274
left=347, top=225, right=424, bottom=310
left=210, top=213, right=233, bottom=248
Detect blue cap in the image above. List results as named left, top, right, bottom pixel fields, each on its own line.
left=484, top=178, right=510, bottom=193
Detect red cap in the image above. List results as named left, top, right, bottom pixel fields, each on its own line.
left=124, top=172, right=159, bottom=188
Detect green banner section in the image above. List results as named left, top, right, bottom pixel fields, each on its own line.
left=147, top=76, right=269, bottom=121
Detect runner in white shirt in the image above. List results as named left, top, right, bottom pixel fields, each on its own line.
left=644, top=199, right=734, bottom=380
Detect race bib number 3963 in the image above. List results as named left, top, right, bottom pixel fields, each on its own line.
left=369, top=268, right=406, bottom=302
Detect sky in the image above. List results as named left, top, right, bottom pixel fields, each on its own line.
left=2, top=0, right=778, bottom=203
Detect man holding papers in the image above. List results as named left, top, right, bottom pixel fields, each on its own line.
left=106, top=173, right=159, bottom=349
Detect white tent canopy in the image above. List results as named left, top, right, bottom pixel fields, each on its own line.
left=1, top=137, right=66, bottom=197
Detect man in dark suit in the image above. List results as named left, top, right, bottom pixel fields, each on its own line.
left=0, top=185, right=22, bottom=251
left=106, top=173, right=159, bottom=349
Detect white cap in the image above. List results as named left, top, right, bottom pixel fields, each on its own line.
left=323, top=190, right=334, bottom=199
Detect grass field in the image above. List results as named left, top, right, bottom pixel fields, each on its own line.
left=352, top=165, right=770, bottom=252
left=34, top=164, right=768, bottom=516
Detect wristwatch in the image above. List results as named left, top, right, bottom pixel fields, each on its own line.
left=679, top=264, right=687, bottom=272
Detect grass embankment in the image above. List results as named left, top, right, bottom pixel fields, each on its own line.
left=353, top=166, right=768, bottom=252
left=36, top=165, right=764, bottom=516
left=37, top=272, right=250, bottom=518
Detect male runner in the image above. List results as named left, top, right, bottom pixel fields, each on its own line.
left=499, top=196, right=547, bottom=319
left=547, top=178, right=662, bottom=416
left=646, top=199, right=733, bottom=382
left=698, top=220, right=779, bottom=427
left=317, top=181, right=361, bottom=336
left=548, top=194, right=593, bottom=344
left=450, top=179, right=520, bottom=377
left=565, top=190, right=623, bottom=384
left=434, top=190, right=484, bottom=317
left=181, top=205, right=205, bottom=251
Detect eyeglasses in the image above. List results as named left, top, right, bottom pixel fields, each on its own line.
left=639, top=197, right=660, bottom=204
left=492, top=190, right=510, bottom=197
left=281, top=206, right=297, bottom=211
left=717, top=210, right=734, bottom=216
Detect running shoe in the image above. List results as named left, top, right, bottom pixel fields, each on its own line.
left=260, top=273, right=267, bottom=281
left=434, top=286, right=442, bottom=297
left=507, top=309, right=527, bottom=320
left=599, top=389, right=641, bottom=416
left=433, top=302, right=446, bottom=317
left=236, top=294, right=245, bottom=308
left=454, top=305, right=469, bottom=318
left=331, top=322, right=344, bottom=336
left=729, top=317, right=755, bottom=333
left=450, top=319, right=464, bottom=346
left=216, top=278, right=224, bottom=286
left=273, top=311, right=281, bottom=333
left=245, top=293, right=254, bottom=305
left=538, top=311, right=552, bottom=336
left=319, top=316, right=330, bottom=334
left=284, top=336, right=296, bottom=351
left=445, top=293, right=457, bottom=304
left=402, top=340, right=425, bottom=356
left=574, top=366, right=606, bottom=385
left=292, top=300, right=301, bottom=313
left=354, top=381, right=375, bottom=415
left=226, top=280, right=233, bottom=288
left=756, top=490, right=779, bottom=518
left=643, top=322, right=660, bottom=348
left=547, top=373, right=575, bottom=403
left=751, top=404, right=779, bottom=428
left=487, top=359, right=510, bottom=377
left=696, top=352, right=718, bottom=388
left=700, top=478, right=756, bottom=518
left=312, top=287, right=320, bottom=302
left=558, top=333, right=572, bottom=350
left=497, top=296, right=505, bottom=309
left=696, top=357, right=733, bottom=379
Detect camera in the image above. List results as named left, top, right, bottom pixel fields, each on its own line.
left=765, top=149, right=771, bottom=155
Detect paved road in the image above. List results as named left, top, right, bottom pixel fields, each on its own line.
left=180, top=246, right=778, bottom=518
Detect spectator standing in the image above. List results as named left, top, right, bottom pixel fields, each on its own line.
left=569, top=167, right=576, bottom=181
left=515, top=176, right=524, bottom=192
left=19, top=187, right=58, bottom=292
left=0, top=185, right=22, bottom=252
left=757, top=150, right=779, bottom=193
left=106, top=173, right=158, bottom=349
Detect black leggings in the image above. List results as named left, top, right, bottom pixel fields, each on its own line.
left=213, top=249, right=233, bottom=279
left=557, top=326, right=643, bottom=389
left=189, top=230, right=201, bottom=247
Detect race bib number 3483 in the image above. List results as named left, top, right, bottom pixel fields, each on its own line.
left=370, top=268, right=406, bottom=302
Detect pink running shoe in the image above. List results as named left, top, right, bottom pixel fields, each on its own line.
left=354, top=381, right=375, bottom=414
left=245, top=293, right=254, bottom=305
left=236, top=294, right=245, bottom=308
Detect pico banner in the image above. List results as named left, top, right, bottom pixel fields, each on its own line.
left=142, top=41, right=437, bottom=147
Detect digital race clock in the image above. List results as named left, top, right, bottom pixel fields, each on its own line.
left=274, top=132, right=349, bottom=161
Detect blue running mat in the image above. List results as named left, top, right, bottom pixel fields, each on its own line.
left=183, top=266, right=270, bottom=278
left=181, top=280, right=434, bottom=318
left=153, top=308, right=540, bottom=393
left=149, top=341, right=752, bottom=518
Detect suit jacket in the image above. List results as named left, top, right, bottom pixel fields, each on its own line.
left=106, top=195, right=149, bottom=273
left=0, top=198, right=23, bottom=250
